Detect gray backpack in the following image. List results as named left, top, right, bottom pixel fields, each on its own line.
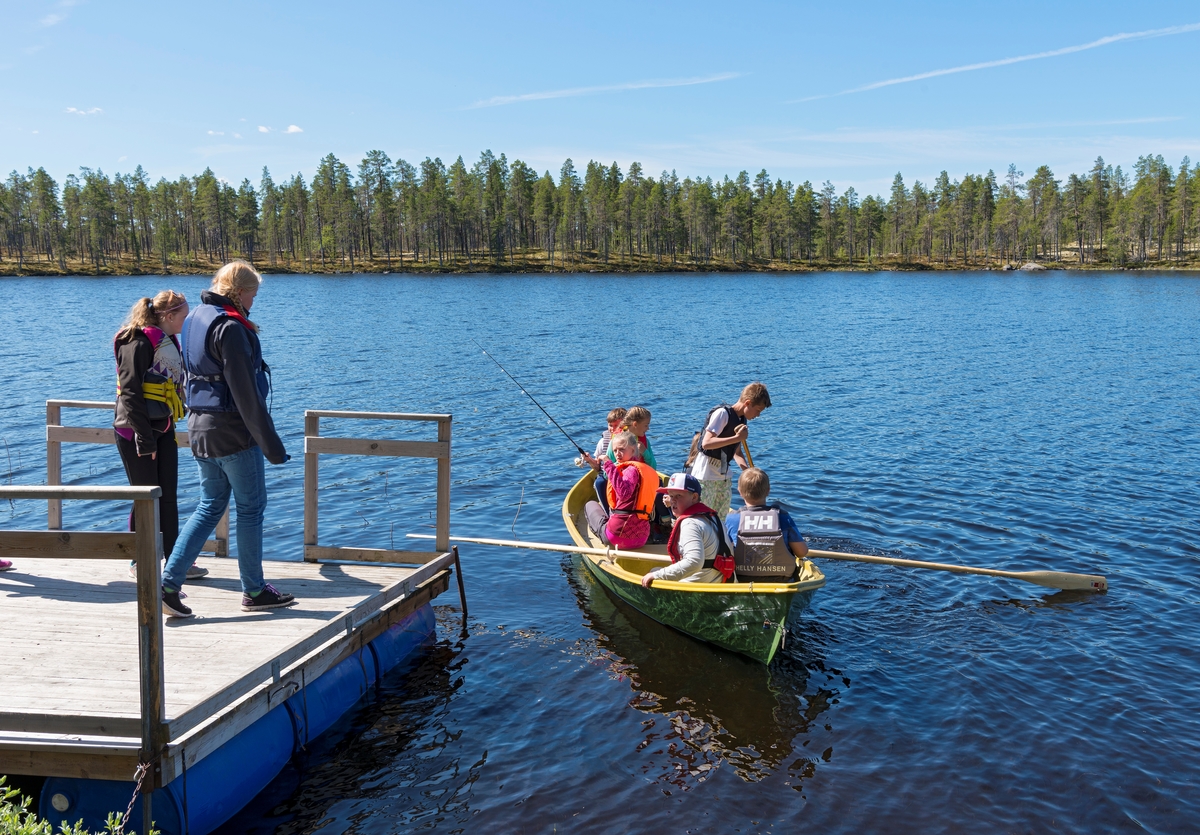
left=734, top=507, right=796, bottom=581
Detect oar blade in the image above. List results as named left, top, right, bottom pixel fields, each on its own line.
left=1013, top=570, right=1108, bottom=593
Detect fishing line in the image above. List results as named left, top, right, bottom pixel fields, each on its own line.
left=512, top=484, right=524, bottom=535
left=471, top=338, right=587, bottom=456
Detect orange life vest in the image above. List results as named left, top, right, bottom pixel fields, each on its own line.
left=605, top=461, right=659, bottom=519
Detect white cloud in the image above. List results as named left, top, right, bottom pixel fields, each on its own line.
left=65, top=106, right=102, bottom=115
left=258, top=125, right=270, bottom=133
left=207, top=130, right=224, bottom=135
left=285, top=124, right=303, bottom=133
left=469, top=72, right=741, bottom=108
left=233, top=132, right=242, bottom=139
left=616, top=121, right=1200, bottom=196
left=118, top=155, right=127, bottom=162
left=799, top=22, right=1200, bottom=102
left=40, top=13, right=66, bottom=26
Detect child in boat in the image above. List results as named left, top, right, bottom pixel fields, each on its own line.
left=618, top=405, right=671, bottom=537
left=685, top=382, right=771, bottom=520
left=640, top=473, right=733, bottom=588
left=581, top=431, right=655, bottom=550
left=725, top=467, right=808, bottom=581
left=613, top=406, right=657, bottom=471
left=592, top=407, right=627, bottom=511
left=594, top=407, right=627, bottom=460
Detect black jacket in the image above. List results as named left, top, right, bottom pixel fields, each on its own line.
left=113, top=329, right=173, bottom=456
left=185, top=291, right=287, bottom=464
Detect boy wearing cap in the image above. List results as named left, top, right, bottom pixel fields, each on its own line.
left=641, top=473, right=734, bottom=588
left=686, top=382, right=771, bottom=520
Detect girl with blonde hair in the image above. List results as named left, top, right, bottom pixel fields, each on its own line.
left=161, top=261, right=293, bottom=618
left=109, top=289, right=205, bottom=579
left=580, top=431, right=655, bottom=550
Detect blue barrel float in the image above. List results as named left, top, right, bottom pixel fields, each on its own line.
left=40, top=605, right=437, bottom=835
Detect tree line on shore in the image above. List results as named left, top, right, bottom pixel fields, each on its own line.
left=1, top=150, right=1196, bottom=273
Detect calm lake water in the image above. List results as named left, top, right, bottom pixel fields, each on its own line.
left=2, top=272, right=1198, bottom=833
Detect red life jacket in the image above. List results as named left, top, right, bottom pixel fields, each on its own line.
left=605, top=460, right=659, bottom=519
left=666, top=502, right=735, bottom=582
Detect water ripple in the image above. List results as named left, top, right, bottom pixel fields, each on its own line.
left=3, top=272, right=1199, bottom=833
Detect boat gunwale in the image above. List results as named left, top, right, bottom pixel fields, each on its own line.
left=561, top=470, right=826, bottom=595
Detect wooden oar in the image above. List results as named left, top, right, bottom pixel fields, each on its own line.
left=741, top=438, right=754, bottom=468
left=411, top=535, right=1106, bottom=593
left=407, top=533, right=670, bottom=562
left=807, top=549, right=1107, bottom=593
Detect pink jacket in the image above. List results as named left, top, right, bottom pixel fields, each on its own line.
left=601, top=458, right=650, bottom=549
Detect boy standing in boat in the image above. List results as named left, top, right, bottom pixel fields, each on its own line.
left=641, top=473, right=733, bottom=588
left=686, top=382, right=771, bottom=520
left=725, top=467, right=808, bottom=581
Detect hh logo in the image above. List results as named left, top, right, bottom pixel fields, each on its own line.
left=744, top=514, right=774, bottom=531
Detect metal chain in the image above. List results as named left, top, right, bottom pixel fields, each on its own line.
left=114, top=761, right=148, bottom=835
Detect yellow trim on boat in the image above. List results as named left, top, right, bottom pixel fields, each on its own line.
left=562, top=470, right=825, bottom=595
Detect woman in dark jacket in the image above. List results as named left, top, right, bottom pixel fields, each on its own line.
left=112, top=290, right=207, bottom=579
left=161, top=261, right=293, bottom=618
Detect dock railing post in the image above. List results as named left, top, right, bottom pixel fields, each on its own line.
left=133, top=492, right=166, bottom=833
left=215, top=506, right=230, bottom=557
left=436, top=417, right=451, bottom=552
left=46, top=402, right=62, bottom=530
left=303, top=412, right=319, bottom=561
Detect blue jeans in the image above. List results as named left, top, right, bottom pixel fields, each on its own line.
left=164, top=446, right=267, bottom=595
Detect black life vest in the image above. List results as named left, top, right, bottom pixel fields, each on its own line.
left=181, top=302, right=269, bottom=414
left=734, top=505, right=797, bottom=581
left=698, top=404, right=746, bottom=467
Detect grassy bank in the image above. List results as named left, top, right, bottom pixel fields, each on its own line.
left=3, top=248, right=1198, bottom=277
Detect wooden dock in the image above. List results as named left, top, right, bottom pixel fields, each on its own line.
left=0, top=407, right=462, bottom=834
left=0, top=550, right=451, bottom=784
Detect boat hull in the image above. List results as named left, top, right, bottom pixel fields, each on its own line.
left=563, top=471, right=824, bottom=664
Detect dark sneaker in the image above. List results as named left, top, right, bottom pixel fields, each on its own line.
left=162, top=587, right=194, bottom=619
left=242, top=583, right=296, bottom=612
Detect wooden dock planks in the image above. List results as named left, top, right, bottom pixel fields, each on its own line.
left=0, top=553, right=453, bottom=782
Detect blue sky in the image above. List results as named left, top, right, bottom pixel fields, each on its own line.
left=3, top=0, right=1199, bottom=196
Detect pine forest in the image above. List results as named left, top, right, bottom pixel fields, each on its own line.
left=1, top=151, right=1197, bottom=274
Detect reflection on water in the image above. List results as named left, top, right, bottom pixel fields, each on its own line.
left=215, top=616, right=471, bottom=834
left=565, top=555, right=839, bottom=790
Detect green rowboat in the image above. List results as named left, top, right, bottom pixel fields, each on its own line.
left=562, top=471, right=826, bottom=664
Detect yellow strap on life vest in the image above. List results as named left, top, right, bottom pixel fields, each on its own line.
left=119, top=380, right=185, bottom=421
left=145, top=381, right=185, bottom=421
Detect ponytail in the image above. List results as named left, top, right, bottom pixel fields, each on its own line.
left=115, top=290, right=188, bottom=341
left=684, top=432, right=701, bottom=469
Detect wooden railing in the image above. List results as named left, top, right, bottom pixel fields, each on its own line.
left=46, top=400, right=229, bottom=556
left=0, top=484, right=166, bottom=832
left=3, top=407, right=458, bottom=835
left=303, top=410, right=451, bottom=563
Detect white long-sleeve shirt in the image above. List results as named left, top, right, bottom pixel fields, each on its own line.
left=649, top=515, right=725, bottom=584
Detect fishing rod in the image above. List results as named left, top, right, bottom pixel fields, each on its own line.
left=471, top=339, right=588, bottom=457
